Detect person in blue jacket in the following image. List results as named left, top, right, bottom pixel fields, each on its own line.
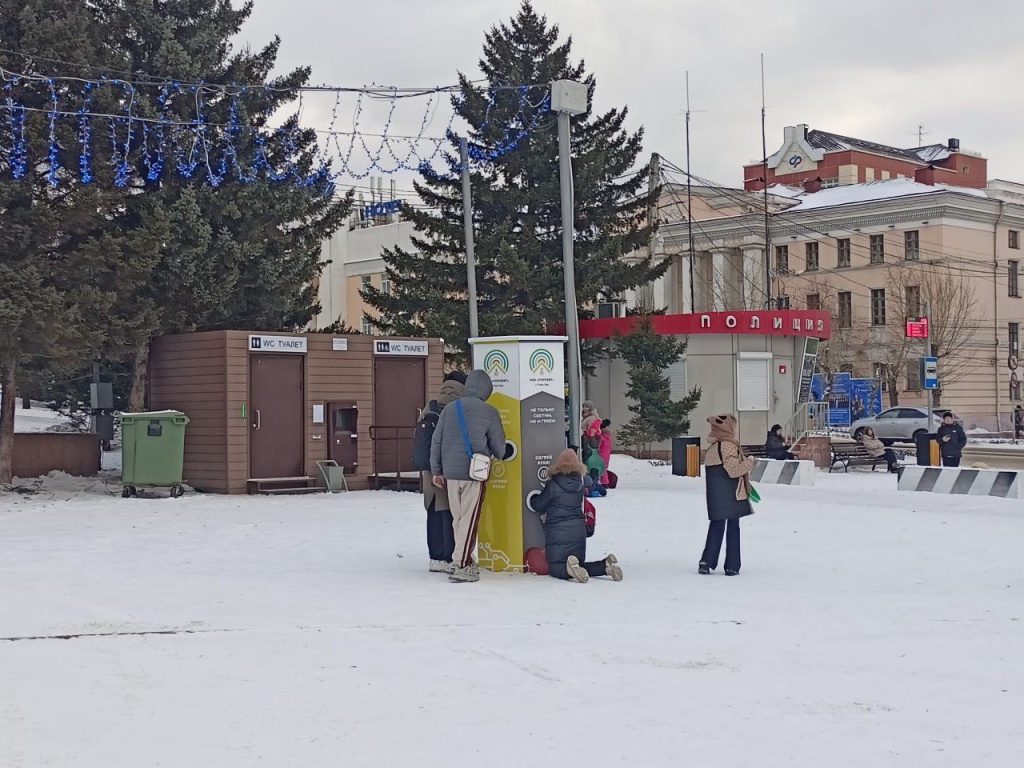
left=937, top=412, right=967, bottom=467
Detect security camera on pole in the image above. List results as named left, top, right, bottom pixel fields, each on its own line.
left=551, top=79, right=589, bottom=450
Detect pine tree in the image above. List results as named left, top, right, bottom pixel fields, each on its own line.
left=616, top=316, right=701, bottom=458
left=0, top=0, right=140, bottom=482
left=362, top=1, right=666, bottom=365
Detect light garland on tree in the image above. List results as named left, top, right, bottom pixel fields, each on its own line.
left=0, top=66, right=553, bottom=190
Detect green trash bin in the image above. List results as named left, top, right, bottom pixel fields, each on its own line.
left=120, top=410, right=190, bottom=498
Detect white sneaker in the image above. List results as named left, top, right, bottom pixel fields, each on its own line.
left=429, top=560, right=452, bottom=573
left=566, top=555, right=589, bottom=583
left=604, top=553, right=623, bottom=581
left=448, top=564, right=480, bottom=583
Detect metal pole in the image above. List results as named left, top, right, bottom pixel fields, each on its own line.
left=460, top=138, right=479, bottom=339
left=761, top=54, right=772, bottom=309
left=685, top=71, right=695, bottom=314
left=925, top=300, right=933, bottom=427
left=558, top=111, right=582, bottom=449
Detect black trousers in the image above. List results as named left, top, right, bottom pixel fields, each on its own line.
left=701, top=518, right=741, bottom=573
left=882, top=448, right=898, bottom=466
left=426, top=499, right=455, bottom=562
left=942, top=456, right=961, bottom=467
left=550, top=558, right=607, bottom=580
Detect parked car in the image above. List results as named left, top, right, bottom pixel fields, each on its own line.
left=849, top=407, right=955, bottom=445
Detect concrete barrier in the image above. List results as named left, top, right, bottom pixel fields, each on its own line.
left=751, top=459, right=816, bottom=486
left=897, top=465, right=1023, bottom=499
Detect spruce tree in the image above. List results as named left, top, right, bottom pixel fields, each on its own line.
left=616, top=316, right=702, bottom=458
left=362, top=1, right=666, bottom=365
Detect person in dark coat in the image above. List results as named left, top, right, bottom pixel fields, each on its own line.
left=419, top=373, right=465, bottom=573
left=1014, top=405, right=1023, bottom=441
left=699, top=415, right=755, bottom=576
left=937, top=411, right=967, bottom=467
left=764, top=424, right=795, bottom=460
left=530, top=449, right=622, bottom=583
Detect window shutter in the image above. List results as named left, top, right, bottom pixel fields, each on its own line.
left=667, top=358, right=688, bottom=399
left=736, top=357, right=771, bottom=412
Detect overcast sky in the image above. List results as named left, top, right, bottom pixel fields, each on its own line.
left=240, top=0, right=1024, bottom=194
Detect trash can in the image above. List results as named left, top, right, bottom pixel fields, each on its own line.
left=120, top=410, right=190, bottom=498
left=914, top=431, right=940, bottom=467
left=672, top=436, right=702, bottom=477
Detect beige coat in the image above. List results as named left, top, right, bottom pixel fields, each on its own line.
left=859, top=435, right=886, bottom=458
left=704, top=440, right=756, bottom=501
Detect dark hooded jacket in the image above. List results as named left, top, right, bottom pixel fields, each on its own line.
left=936, top=421, right=967, bottom=459
left=765, top=429, right=789, bottom=459
left=430, top=370, right=506, bottom=481
left=530, top=472, right=593, bottom=562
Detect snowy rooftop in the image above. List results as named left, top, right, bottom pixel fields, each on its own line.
left=806, top=128, right=961, bottom=164
left=772, top=178, right=989, bottom=212
left=2, top=455, right=1022, bottom=764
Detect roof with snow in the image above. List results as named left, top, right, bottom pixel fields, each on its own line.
left=805, top=129, right=955, bottom=165
left=773, top=178, right=988, bottom=212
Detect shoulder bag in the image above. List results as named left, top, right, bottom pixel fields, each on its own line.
left=455, top=400, right=492, bottom=481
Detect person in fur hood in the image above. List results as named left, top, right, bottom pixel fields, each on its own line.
left=699, top=414, right=756, bottom=576
left=530, top=449, right=622, bottom=583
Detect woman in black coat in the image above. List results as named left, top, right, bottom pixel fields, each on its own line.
left=765, top=424, right=795, bottom=460
left=700, top=415, right=756, bottom=576
left=530, top=449, right=622, bottom=583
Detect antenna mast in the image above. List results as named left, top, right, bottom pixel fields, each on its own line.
left=761, top=54, right=772, bottom=309
left=685, top=71, right=695, bottom=314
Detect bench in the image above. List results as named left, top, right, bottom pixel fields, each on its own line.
left=741, top=444, right=770, bottom=459
left=829, top=443, right=888, bottom=473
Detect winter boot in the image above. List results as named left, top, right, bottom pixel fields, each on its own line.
left=724, top=569, right=739, bottom=576
left=449, top=564, right=480, bottom=583
left=698, top=561, right=711, bottom=575
left=604, top=553, right=623, bottom=581
left=566, top=555, right=589, bottom=583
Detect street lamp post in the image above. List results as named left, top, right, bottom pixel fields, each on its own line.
left=551, top=80, right=589, bottom=450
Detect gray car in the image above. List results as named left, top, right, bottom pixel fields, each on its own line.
left=849, top=407, right=948, bottom=445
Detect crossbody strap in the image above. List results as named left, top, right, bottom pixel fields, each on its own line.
left=455, top=400, right=474, bottom=458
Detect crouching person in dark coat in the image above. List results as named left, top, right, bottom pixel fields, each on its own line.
left=699, top=414, right=755, bottom=576
left=530, top=449, right=622, bottom=583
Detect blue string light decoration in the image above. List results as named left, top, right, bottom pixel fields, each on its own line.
left=0, top=66, right=550, bottom=191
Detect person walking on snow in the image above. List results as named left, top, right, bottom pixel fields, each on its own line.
left=699, top=414, right=756, bottom=576
left=430, top=370, right=506, bottom=583
left=937, top=411, right=967, bottom=467
left=1014, top=405, right=1023, bottom=441
left=415, top=371, right=465, bottom=573
left=530, top=449, right=622, bottom=583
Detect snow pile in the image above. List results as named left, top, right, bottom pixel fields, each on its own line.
left=1, top=456, right=1022, bottom=765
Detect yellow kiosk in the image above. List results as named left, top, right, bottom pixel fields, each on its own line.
left=470, top=335, right=567, bottom=572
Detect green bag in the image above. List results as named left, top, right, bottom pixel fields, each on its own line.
left=748, top=485, right=761, bottom=504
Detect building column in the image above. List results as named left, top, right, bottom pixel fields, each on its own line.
left=742, top=247, right=767, bottom=310
left=710, top=248, right=731, bottom=312
left=675, top=251, right=694, bottom=314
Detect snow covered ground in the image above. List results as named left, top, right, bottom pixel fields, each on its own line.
left=12, top=406, right=71, bottom=433
left=2, top=457, right=1022, bottom=766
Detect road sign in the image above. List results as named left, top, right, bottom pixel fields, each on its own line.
left=921, top=356, right=939, bottom=390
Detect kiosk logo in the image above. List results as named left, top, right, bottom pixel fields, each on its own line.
left=484, top=349, right=510, bottom=377
left=529, top=349, right=555, bottom=376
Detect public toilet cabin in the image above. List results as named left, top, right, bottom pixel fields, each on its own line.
left=148, top=331, right=443, bottom=494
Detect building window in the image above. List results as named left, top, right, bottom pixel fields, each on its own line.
left=907, top=364, right=922, bottom=391
left=871, top=288, right=887, bottom=326
left=776, top=295, right=791, bottom=310
left=838, top=291, right=852, bottom=328
left=837, top=238, right=851, bottom=268
left=360, top=316, right=372, bottom=335
left=870, top=234, right=885, bottom=264
left=806, top=293, right=821, bottom=311
left=1011, top=261, right=1021, bottom=298
left=822, top=178, right=840, bottom=189
left=775, top=245, right=789, bottom=274
left=380, top=274, right=391, bottom=296
left=360, top=275, right=372, bottom=289
left=805, top=242, right=819, bottom=271
left=1010, top=230, right=1020, bottom=250
left=1010, top=322, right=1020, bottom=358
left=906, top=285, right=921, bottom=317
left=904, top=230, right=919, bottom=261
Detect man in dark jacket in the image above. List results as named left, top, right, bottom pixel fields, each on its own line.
left=937, top=411, right=967, bottom=467
left=1015, top=405, right=1023, bottom=441
left=430, top=370, right=506, bottom=583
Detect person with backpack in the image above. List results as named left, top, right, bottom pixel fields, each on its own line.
left=430, top=369, right=507, bottom=583
left=414, top=371, right=466, bottom=574
left=530, top=449, right=622, bottom=583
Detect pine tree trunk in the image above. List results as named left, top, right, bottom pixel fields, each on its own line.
left=0, top=358, right=17, bottom=484
left=128, top=342, right=150, bottom=413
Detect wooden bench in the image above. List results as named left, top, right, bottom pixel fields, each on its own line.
left=741, top=444, right=770, bottom=459
left=829, top=443, right=888, bottom=473
left=247, top=476, right=324, bottom=495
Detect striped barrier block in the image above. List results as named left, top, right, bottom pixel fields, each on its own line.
left=897, top=465, right=1023, bottom=499
left=750, top=459, right=816, bottom=487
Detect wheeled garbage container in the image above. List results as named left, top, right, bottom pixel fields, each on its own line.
left=120, top=411, right=190, bottom=497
